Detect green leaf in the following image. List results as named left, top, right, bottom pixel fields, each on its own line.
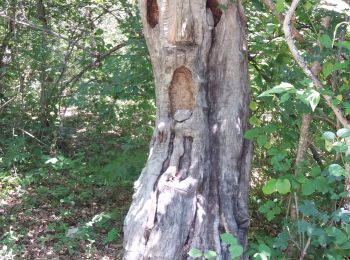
left=299, top=200, right=318, bottom=216
left=257, top=135, right=268, bottom=147
left=249, top=101, right=258, bottom=111
left=332, top=61, right=350, bottom=71
left=203, top=250, right=217, bottom=259
left=329, top=164, right=346, bottom=177
left=302, top=179, right=316, bottom=195
left=276, top=179, right=291, bottom=194
left=259, top=200, right=275, bottom=213
left=244, top=128, right=260, bottom=140
left=315, top=176, right=329, bottom=193
left=188, top=248, right=203, bottom=258
left=276, top=0, right=285, bottom=12
left=337, top=128, right=350, bottom=138
left=311, top=166, right=321, bottom=177
left=322, top=62, right=334, bottom=77
left=262, top=179, right=277, bottom=194
left=326, top=227, right=348, bottom=245
left=320, top=34, right=332, bottom=48
left=335, top=41, right=350, bottom=50
left=266, top=206, right=281, bottom=220
left=280, top=92, right=290, bottom=103
left=322, top=131, right=336, bottom=141
left=220, top=233, right=237, bottom=246
left=332, top=142, right=348, bottom=153
left=104, top=228, right=119, bottom=244
left=258, top=83, right=295, bottom=98
left=266, top=23, right=275, bottom=33
left=229, top=244, right=244, bottom=258
left=258, top=243, right=271, bottom=257
left=304, top=1, right=313, bottom=10
left=325, top=140, right=333, bottom=152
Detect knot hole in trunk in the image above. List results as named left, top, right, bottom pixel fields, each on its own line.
left=147, top=0, right=159, bottom=28
left=169, top=67, right=195, bottom=122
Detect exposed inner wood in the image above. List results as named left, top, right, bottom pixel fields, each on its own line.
left=169, top=67, right=195, bottom=115
left=206, top=0, right=222, bottom=27
left=147, top=0, right=159, bottom=28
left=165, top=0, right=194, bottom=45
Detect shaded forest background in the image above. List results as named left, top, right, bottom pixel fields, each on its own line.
left=1, top=0, right=350, bottom=259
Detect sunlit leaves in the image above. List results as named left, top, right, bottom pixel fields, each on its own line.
left=249, top=101, right=258, bottom=111
left=262, top=179, right=277, bottom=195
left=258, top=83, right=295, bottom=98
left=188, top=248, right=217, bottom=259
left=328, top=164, right=347, bottom=177
left=331, top=142, right=348, bottom=153
left=262, top=178, right=291, bottom=195
left=276, top=0, right=285, bottom=12
left=305, top=90, right=320, bottom=111
left=203, top=251, right=217, bottom=260
left=337, top=128, right=350, bottom=138
left=322, top=131, right=336, bottom=141
left=188, top=248, right=202, bottom=258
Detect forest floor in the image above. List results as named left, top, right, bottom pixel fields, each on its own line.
left=0, top=112, right=145, bottom=259
left=0, top=167, right=133, bottom=259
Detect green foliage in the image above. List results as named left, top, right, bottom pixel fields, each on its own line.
left=245, top=0, right=350, bottom=258
left=188, top=248, right=217, bottom=259
left=0, top=1, right=152, bottom=257
left=220, top=233, right=244, bottom=259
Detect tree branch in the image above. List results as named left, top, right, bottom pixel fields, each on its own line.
left=58, top=41, right=130, bottom=96
left=248, top=54, right=271, bottom=82
left=299, top=236, right=311, bottom=260
left=283, top=0, right=350, bottom=129
left=0, top=11, right=93, bottom=55
left=260, top=0, right=304, bottom=42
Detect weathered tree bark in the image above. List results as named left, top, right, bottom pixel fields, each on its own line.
left=123, top=1, right=251, bottom=259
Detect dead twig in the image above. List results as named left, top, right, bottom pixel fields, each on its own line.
left=299, top=236, right=311, bottom=260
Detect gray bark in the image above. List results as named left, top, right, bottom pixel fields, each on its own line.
left=123, top=0, right=251, bottom=259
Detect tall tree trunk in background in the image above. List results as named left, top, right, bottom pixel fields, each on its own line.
left=0, top=3, right=16, bottom=95
left=123, top=0, right=251, bottom=259
left=36, top=0, right=51, bottom=128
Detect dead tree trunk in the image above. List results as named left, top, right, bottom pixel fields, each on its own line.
left=123, top=0, right=251, bottom=259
